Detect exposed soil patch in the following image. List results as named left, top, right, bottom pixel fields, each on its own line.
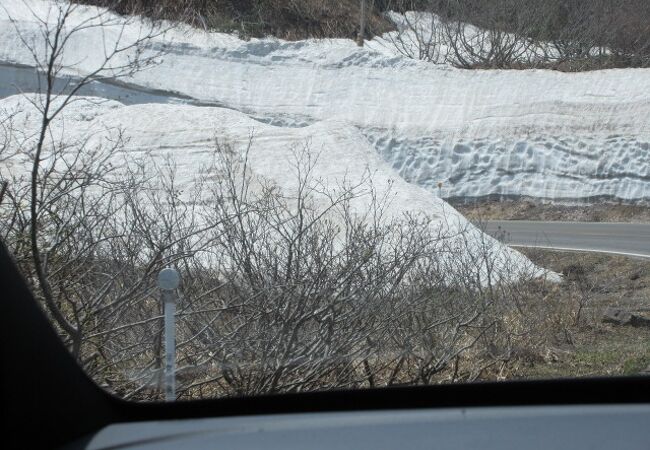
left=451, top=198, right=650, bottom=223
left=507, top=248, right=650, bottom=379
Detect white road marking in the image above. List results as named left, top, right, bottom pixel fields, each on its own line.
left=510, top=244, right=650, bottom=260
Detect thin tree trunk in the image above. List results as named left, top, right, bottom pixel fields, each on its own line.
left=357, top=0, right=367, bottom=46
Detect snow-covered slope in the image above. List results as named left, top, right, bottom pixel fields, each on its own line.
left=0, top=93, right=552, bottom=282
left=1, top=1, right=649, bottom=201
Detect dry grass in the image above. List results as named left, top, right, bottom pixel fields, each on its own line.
left=452, top=198, right=650, bottom=223
left=508, top=248, right=650, bottom=379
left=72, top=0, right=393, bottom=40
left=114, top=248, right=650, bottom=401
left=69, top=1, right=650, bottom=69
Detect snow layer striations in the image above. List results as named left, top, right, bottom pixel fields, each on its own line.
left=0, top=93, right=554, bottom=283
left=1, top=1, right=650, bottom=200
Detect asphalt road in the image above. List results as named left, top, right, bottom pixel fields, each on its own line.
left=484, top=221, right=650, bottom=259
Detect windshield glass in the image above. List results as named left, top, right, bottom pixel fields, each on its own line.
left=1, top=0, right=649, bottom=402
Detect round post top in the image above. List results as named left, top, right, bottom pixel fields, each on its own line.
left=158, top=267, right=180, bottom=291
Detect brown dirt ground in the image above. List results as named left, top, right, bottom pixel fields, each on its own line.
left=451, top=198, right=650, bottom=223
left=507, top=248, right=650, bottom=379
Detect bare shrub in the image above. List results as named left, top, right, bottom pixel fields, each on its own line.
left=383, top=8, right=447, bottom=64
left=385, top=0, right=650, bottom=70
left=71, top=0, right=394, bottom=40
left=0, top=0, right=575, bottom=401
left=0, top=0, right=173, bottom=385
left=2, top=112, right=565, bottom=398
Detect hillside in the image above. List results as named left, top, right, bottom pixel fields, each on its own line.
left=2, top=1, right=649, bottom=202
left=72, top=0, right=650, bottom=70
left=2, top=0, right=650, bottom=400
left=72, top=0, right=394, bottom=40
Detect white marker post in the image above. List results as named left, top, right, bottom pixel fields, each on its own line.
left=158, top=267, right=180, bottom=402
left=357, top=0, right=366, bottom=46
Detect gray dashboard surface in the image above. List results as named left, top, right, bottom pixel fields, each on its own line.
left=78, top=404, right=650, bottom=449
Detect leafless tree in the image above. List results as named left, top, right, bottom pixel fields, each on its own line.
left=382, top=0, right=540, bottom=68
left=0, top=0, right=578, bottom=401
left=382, top=0, right=650, bottom=70
left=441, top=0, right=542, bottom=69
left=383, top=9, right=447, bottom=64
left=0, top=0, right=187, bottom=384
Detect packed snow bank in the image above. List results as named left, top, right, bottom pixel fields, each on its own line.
left=365, top=131, right=650, bottom=200
left=0, top=93, right=556, bottom=283
left=1, top=1, right=650, bottom=201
